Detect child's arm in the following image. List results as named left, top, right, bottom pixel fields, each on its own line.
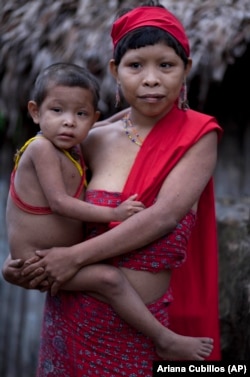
left=110, top=193, right=145, bottom=221
left=30, top=138, right=144, bottom=222
left=53, top=191, right=145, bottom=222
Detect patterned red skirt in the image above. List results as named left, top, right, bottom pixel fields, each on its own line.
left=36, top=190, right=175, bottom=376
left=37, top=290, right=171, bottom=376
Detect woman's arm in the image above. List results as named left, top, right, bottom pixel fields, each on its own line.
left=22, top=131, right=218, bottom=295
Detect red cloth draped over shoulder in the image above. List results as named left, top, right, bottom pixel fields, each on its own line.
left=121, top=105, right=223, bottom=360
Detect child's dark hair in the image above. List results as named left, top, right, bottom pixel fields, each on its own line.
left=113, top=1, right=188, bottom=67
left=32, top=63, right=100, bottom=109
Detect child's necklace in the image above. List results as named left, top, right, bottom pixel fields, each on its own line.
left=122, top=114, right=144, bottom=147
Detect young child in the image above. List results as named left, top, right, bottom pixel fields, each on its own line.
left=6, top=64, right=145, bottom=249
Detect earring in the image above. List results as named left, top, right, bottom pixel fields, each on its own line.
left=178, top=78, right=189, bottom=110
left=115, top=82, right=121, bottom=108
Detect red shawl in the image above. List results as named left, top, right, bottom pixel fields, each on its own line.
left=121, top=105, right=223, bottom=360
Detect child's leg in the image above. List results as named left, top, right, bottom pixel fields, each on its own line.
left=63, top=264, right=167, bottom=337
left=62, top=264, right=214, bottom=360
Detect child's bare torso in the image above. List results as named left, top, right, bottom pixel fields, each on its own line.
left=6, top=142, right=84, bottom=260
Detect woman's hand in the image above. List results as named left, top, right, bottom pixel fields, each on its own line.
left=2, top=254, right=49, bottom=291
left=22, top=247, right=81, bottom=296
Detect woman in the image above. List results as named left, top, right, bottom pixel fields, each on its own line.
left=3, top=1, right=222, bottom=374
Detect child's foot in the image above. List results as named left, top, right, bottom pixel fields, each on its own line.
left=156, top=332, right=214, bottom=360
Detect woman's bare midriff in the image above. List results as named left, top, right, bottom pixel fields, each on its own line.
left=120, top=268, right=171, bottom=304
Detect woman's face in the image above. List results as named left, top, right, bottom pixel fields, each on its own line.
left=110, top=43, right=191, bottom=119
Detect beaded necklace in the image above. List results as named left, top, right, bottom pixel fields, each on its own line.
left=122, top=114, right=144, bottom=147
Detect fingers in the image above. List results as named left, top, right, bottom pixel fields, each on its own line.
left=22, top=264, right=45, bottom=278
left=23, top=255, right=41, bottom=266
left=131, top=202, right=145, bottom=208
left=130, top=202, right=145, bottom=212
left=133, top=206, right=145, bottom=213
left=126, top=202, right=145, bottom=216
left=9, top=259, right=24, bottom=268
left=35, top=249, right=50, bottom=258
left=127, top=194, right=138, bottom=201
left=29, top=271, right=49, bottom=289
left=50, top=281, right=60, bottom=296
left=37, top=279, right=50, bottom=292
left=123, top=194, right=145, bottom=207
left=125, top=197, right=145, bottom=210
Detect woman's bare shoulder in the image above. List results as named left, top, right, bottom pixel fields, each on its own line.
left=87, top=120, right=122, bottom=142
left=93, top=108, right=130, bottom=128
left=81, top=120, right=122, bottom=160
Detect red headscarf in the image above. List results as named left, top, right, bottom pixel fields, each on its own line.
left=111, top=6, right=190, bottom=56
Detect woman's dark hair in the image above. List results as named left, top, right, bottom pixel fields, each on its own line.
left=113, top=1, right=188, bottom=67
left=32, top=62, right=100, bottom=110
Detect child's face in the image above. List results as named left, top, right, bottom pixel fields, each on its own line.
left=28, top=85, right=99, bottom=150
left=111, top=43, right=191, bottom=120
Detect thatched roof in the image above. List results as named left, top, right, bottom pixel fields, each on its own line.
left=1, top=0, right=250, bottom=138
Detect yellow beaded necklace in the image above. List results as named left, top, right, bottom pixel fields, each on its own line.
left=122, top=114, right=144, bottom=147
